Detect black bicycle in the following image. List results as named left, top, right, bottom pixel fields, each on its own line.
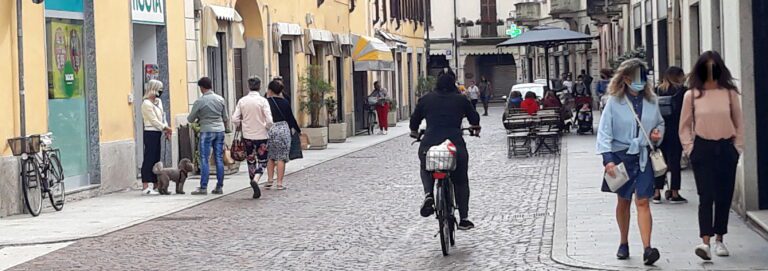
left=366, top=98, right=379, bottom=135
left=412, top=127, right=479, bottom=256
left=8, top=133, right=65, bottom=216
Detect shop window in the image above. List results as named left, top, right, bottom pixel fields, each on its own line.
left=207, top=33, right=229, bottom=105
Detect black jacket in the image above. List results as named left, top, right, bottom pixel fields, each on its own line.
left=410, top=90, right=481, bottom=147
left=657, top=85, right=686, bottom=151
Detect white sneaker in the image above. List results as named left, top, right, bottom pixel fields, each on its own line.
left=142, top=188, right=159, bottom=195
left=383, top=130, right=388, bottom=135
left=695, top=244, right=712, bottom=260
left=715, top=241, right=730, bottom=257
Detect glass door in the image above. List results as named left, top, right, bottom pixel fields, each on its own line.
left=46, top=8, right=91, bottom=189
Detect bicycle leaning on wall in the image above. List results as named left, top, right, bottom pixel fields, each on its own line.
left=7, top=133, right=65, bottom=216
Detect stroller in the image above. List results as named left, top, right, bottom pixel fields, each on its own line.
left=574, top=97, right=594, bottom=135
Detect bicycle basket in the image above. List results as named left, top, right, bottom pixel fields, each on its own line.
left=425, top=149, right=457, bottom=171
left=7, top=135, right=41, bottom=156
left=367, top=96, right=379, bottom=105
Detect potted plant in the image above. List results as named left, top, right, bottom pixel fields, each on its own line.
left=416, top=75, right=436, bottom=98
left=388, top=99, right=398, bottom=127
left=299, top=65, right=333, bottom=150
left=325, top=96, right=347, bottom=143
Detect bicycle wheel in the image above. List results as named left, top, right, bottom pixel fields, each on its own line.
left=367, top=112, right=376, bottom=135
left=47, top=154, right=65, bottom=211
left=447, top=181, right=456, bottom=246
left=436, top=181, right=451, bottom=256
left=21, top=158, right=43, bottom=216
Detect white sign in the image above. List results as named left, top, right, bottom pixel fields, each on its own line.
left=445, top=49, right=453, bottom=60
left=132, top=0, right=165, bottom=25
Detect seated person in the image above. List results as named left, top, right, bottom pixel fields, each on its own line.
left=542, top=91, right=562, bottom=109
left=520, top=91, right=540, bottom=116
left=508, top=91, right=523, bottom=108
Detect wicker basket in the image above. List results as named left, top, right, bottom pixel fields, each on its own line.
left=425, top=149, right=457, bottom=172
left=7, top=135, right=41, bottom=156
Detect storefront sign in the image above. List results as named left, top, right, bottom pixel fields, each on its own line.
left=49, top=20, right=85, bottom=99
left=45, top=0, right=84, bottom=12
left=132, top=0, right=165, bottom=25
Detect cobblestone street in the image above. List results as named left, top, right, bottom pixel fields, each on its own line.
left=12, top=109, right=576, bottom=270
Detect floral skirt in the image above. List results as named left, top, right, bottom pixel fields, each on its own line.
left=268, top=121, right=291, bottom=162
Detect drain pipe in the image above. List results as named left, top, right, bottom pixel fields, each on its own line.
left=264, top=4, right=272, bottom=80
left=16, top=0, right=26, bottom=137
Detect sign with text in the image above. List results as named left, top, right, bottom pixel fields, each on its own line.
left=132, top=0, right=165, bottom=25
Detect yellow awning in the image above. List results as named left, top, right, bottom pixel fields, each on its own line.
left=351, top=35, right=394, bottom=71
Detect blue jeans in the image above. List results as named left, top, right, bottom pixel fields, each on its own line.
left=199, top=132, right=225, bottom=189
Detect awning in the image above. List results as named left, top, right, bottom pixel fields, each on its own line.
left=272, top=22, right=304, bottom=54
left=460, top=45, right=517, bottom=56
left=332, top=33, right=354, bottom=57
left=305, top=28, right=336, bottom=56
left=202, top=5, right=245, bottom=48
left=375, top=29, right=407, bottom=49
left=351, top=35, right=394, bottom=71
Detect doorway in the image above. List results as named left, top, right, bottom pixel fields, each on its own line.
left=353, top=71, right=368, bottom=132
left=278, top=40, right=294, bottom=104
left=207, top=33, right=229, bottom=105
left=335, top=57, right=344, bottom=122
left=658, top=19, right=669, bottom=75
left=754, top=0, right=768, bottom=209
left=132, top=23, right=159, bottom=179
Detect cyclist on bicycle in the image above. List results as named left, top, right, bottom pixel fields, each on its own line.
left=410, top=68, right=481, bottom=230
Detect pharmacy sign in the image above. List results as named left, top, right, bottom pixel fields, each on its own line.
left=132, top=0, right=165, bottom=25
left=506, top=24, right=523, bottom=38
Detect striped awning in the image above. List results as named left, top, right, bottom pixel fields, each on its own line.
left=351, top=35, right=394, bottom=71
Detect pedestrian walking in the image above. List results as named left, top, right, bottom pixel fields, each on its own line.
left=596, top=58, right=664, bottom=266
left=266, top=80, right=301, bottom=191
left=679, top=51, right=744, bottom=261
left=188, top=77, right=229, bottom=195
left=467, top=80, right=481, bottom=110
left=478, top=76, right=492, bottom=116
left=232, top=76, right=273, bottom=199
left=653, top=66, right=688, bottom=204
left=596, top=68, right=614, bottom=110
left=140, top=79, right=172, bottom=195
left=581, top=69, right=594, bottom=93
left=370, top=81, right=390, bottom=135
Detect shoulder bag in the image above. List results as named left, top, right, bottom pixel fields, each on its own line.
left=230, top=127, right=247, bottom=162
left=271, top=97, right=304, bottom=160
left=625, top=96, right=668, bottom=177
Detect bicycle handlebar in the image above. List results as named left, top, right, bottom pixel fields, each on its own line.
left=410, top=127, right=480, bottom=145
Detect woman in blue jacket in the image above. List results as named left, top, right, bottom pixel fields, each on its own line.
left=596, top=59, right=665, bottom=266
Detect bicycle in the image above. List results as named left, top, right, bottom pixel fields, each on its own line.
left=7, top=133, right=65, bottom=216
left=366, top=97, right=379, bottom=135
left=412, top=127, right=479, bottom=256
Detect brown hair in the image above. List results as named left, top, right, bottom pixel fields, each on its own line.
left=607, top=58, right=655, bottom=101
left=658, top=66, right=685, bottom=94
left=687, top=51, right=739, bottom=97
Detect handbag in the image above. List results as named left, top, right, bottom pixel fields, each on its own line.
left=625, top=96, right=668, bottom=177
left=223, top=144, right=236, bottom=166
left=271, top=97, right=304, bottom=160
left=230, top=128, right=247, bottom=162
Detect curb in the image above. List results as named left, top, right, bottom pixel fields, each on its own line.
left=0, top=126, right=411, bottom=247
left=549, top=137, right=647, bottom=271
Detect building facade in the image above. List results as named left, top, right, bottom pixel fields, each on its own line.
left=1, top=0, right=190, bottom=216
left=589, top=0, right=768, bottom=228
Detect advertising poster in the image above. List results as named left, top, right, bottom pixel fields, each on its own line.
left=144, top=64, right=160, bottom=83
left=49, top=21, right=85, bottom=99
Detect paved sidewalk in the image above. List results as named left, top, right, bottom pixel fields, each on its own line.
left=554, top=134, right=768, bottom=270
left=0, top=121, right=410, bottom=248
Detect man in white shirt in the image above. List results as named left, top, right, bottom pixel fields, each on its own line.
left=232, top=76, right=273, bottom=199
left=467, top=80, right=480, bottom=110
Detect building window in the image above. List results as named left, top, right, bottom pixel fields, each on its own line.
left=481, top=0, right=498, bottom=37
left=645, top=0, right=652, bottom=23
left=633, top=4, right=641, bottom=28
left=318, top=0, right=324, bottom=7
left=658, top=0, right=668, bottom=18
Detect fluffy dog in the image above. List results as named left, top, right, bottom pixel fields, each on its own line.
left=152, top=158, right=194, bottom=195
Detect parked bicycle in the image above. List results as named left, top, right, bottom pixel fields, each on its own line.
left=412, top=127, right=479, bottom=256
left=366, top=96, right=379, bottom=135
left=7, top=133, right=65, bottom=216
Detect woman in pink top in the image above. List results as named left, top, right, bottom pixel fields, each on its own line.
left=679, top=51, right=744, bottom=261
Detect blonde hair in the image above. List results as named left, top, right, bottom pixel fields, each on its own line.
left=607, top=58, right=655, bottom=101
left=143, top=79, right=163, bottom=99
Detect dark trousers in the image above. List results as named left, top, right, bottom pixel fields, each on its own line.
left=471, top=99, right=478, bottom=110
left=141, top=131, right=162, bottom=183
left=690, top=137, right=739, bottom=237
left=419, top=143, right=470, bottom=219
left=654, top=143, right=683, bottom=190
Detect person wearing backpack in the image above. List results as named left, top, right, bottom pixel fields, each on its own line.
left=653, top=66, right=688, bottom=204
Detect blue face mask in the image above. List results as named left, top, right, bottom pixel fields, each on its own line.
left=628, top=82, right=645, bottom=92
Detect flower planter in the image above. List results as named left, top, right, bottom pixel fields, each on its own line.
left=303, top=127, right=328, bottom=150
left=388, top=111, right=397, bottom=127
left=328, top=123, right=347, bottom=143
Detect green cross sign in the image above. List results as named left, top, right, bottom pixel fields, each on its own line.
left=506, top=24, right=523, bottom=38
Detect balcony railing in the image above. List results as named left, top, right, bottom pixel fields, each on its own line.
left=550, top=0, right=581, bottom=17
left=587, top=0, right=626, bottom=24
left=515, top=2, right=541, bottom=25
left=461, top=24, right=508, bottom=39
